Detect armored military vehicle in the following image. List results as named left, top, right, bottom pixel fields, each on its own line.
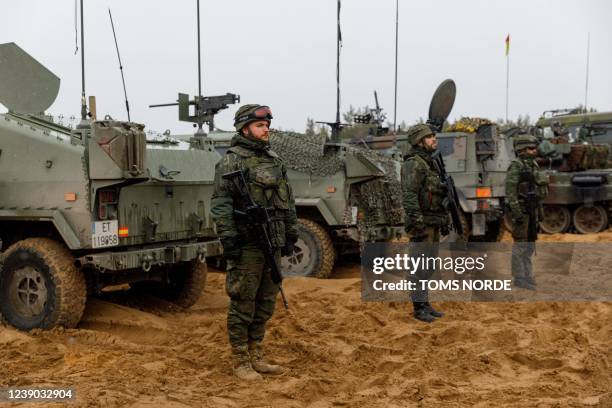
left=394, top=81, right=510, bottom=242
left=0, top=43, right=223, bottom=330
left=536, top=109, right=612, bottom=145
left=529, top=112, right=612, bottom=234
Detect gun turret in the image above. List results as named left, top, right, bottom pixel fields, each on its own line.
left=150, top=92, right=239, bottom=134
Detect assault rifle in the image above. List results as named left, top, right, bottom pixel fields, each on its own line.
left=431, top=150, right=464, bottom=238
left=426, top=117, right=463, bottom=237
left=222, top=170, right=289, bottom=310
left=520, top=169, right=539, bottom=242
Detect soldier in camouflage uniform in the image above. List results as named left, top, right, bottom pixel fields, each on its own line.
left=211, top=104, right=298, bottom=381
left=505, top=134, right=548, bottom=290
left=401, top=124, right=450, bottom=323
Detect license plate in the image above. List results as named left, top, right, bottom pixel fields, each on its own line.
left=472, top=213, right=486, bottom=236
left=91, top=220, right=119, bottom=248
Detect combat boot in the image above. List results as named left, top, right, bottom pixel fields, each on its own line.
left=424, top=302, right=444, bottom=318
left=513, top=278, right=536, bottom=291
left=413, top=303, right=436, bottom=323
left=232, top=345, right=262, bottom=381
left=248, top=341, right=285, bottom=375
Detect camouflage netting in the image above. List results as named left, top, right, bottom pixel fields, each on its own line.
left=270, top=131, right=343, bottom=176
left=561, top=144, right=611, bottom=171
left=270, top=131, right=404, bottom=229
left=447, top=117, right=494, bottom=133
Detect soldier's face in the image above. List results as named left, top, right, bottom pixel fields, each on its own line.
left=421, top=134, right=437, bottom=151
left=243, top=120, right=270, bottom=142
left=524, top=146, right=537, bottom=156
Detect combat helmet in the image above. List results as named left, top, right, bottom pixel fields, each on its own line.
left=513, top=134, right=538, bottom=151
left=406, top=124, right=434, bottom=146
left=234, top=104, right=273, bottom=132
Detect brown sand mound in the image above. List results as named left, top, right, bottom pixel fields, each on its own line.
left=0, top=231, right=610, bottom=407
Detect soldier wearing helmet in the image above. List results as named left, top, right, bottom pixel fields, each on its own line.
left=506, top=134, right=548, bottom=290
left=401, top=123, right=450, bottom=323
left=211, top=104, right=298, bottom=381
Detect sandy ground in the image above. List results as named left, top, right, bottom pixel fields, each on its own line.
left=0, top=232, right=610, bottom=407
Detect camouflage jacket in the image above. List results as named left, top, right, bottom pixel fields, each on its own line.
left=401, top=147, right=449, bottom=231
left=211, top=133, right=298, bottom=248
left=505, top=155, right=548, bottom=220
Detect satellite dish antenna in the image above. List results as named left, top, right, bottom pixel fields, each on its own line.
left=0, top=42, right=60, bottom=114
left=428, top=79, right=456, bottom=128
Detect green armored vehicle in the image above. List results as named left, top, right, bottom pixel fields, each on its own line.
left=0, top=43, right=223, bottom=330
left=395, top=81, right=510, bottom=242
left=531, top=110, right=612, bottom=234
left=536, top=109, right=612, bottom=145
left=433, top=123, right=511, bottom=241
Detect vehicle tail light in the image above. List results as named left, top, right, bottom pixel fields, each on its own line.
left=475, top=187, right=492, bottom=198
left=98, top=189, right=118, bottom=220
left=477, top=200, right=490, bottom=210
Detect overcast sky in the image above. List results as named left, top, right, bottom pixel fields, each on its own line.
left=2, top=0, right=611, bottom=135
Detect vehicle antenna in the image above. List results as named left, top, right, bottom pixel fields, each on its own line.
left=79, top=0, right=87, bottom=122
left=334, top=0, right=341, bottom=142
left=584, top=32, right=590, bottom=112
left=393, top=0, right=399, bottom=133
left=108, top=8, right=131, bottom=122
left=195, top=0, right=205, bottom=134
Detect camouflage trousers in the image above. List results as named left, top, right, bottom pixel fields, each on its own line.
left=225, top=243, right=280, bottom=348
left=409, top=226, right=440, bottom=303
left=511, top=218, right=535, bottom=281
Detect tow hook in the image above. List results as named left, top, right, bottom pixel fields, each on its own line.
left=141, top=255, right=153, bottom=272
left=197, top=248, right=206, bottom=263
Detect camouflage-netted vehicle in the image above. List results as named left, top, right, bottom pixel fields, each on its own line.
left=211, top=130, right=405, bottom=278
left=0, top=43, right=222, bottom=330
left=536, top=109, right=612, bottom=145
left=433, top=119, right=512, bottom=241
left=396, top=82, right=510, bottom=242
left=532, top=113, right=612, bottom=234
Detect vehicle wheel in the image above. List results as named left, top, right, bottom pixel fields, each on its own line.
left=0, top=238, right=86, bottom=330
left=540, top=205, right=571, bottom=234
left=573, top=205, right=608, bottom=234
left=281, top=219, right=335, bottom=278
left=478, top=220, right=504, bottom=242
left=131, top=260, right=207, bottom=308
left=165, top=260, right=207, bottom=308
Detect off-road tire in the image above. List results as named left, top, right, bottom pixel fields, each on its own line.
left=131, top=260, right=207, bottom=308
left=282, top=219, right=335, bottom=279
left=166, top=260, right=207, bottom=308
left=0, top=238, right=86, bottom=330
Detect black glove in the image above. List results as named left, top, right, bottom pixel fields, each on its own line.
left=282, top=235, right=298, bottom=257
left=440, top=225, right=450, bottom=237
left=221, top=236, right=242, bottom=261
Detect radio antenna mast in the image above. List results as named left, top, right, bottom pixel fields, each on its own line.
left=79, top=0, right=87, bottom=122
left=393, top=0, right=399, bottom=133
left=108, top=8, right=131, bottom=121
left=195, top=0, right=205, bottom=134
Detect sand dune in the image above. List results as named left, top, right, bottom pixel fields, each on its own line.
left=0, top=231, right=610, bottom=407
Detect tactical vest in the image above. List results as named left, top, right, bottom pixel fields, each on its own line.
left=407, top=153, right=448, bottom=224
left=514, top=158, right=549, bottom=201
left=227, top=145, right=291, bottom=247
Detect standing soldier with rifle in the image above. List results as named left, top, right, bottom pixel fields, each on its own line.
left=505, top=134, right=548, bottom=290
left=401, top=124, right=454, bottom=323
left=211, top=104, right=298, bottom=381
